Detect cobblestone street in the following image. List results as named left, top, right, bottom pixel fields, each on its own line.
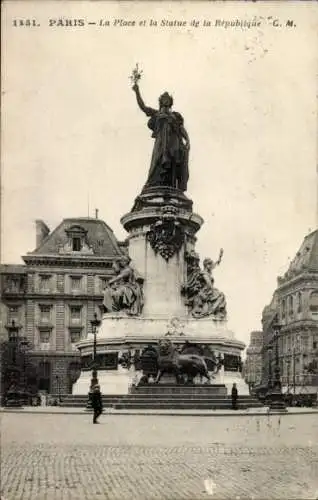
left=1, top=413, right=318, bottom=499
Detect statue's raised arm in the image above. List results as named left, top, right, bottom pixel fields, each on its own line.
left=130, top=64, right=156, bottom=117
left=132, top=83, right=156, bottom=117
left=216, top=248, right=224, bottom=267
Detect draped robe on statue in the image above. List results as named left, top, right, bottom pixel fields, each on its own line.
left=144, top=109, right=189, bottom=191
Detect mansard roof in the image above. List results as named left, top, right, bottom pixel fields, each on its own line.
left=25, top=217, right=124, bottom=260
left=281, top=229, right=318, bottom=280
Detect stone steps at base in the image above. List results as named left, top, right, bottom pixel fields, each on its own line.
left=61, top=396, right=257, bottom=404
left=61, top=399, right=258, bottom=407
left=64, top=395, right=254, bottom=401
left=59, top=394, right=261, bottom=410
left=112, top=402, right=262, bottom=410
left=131, top=386, right=227, bottom=395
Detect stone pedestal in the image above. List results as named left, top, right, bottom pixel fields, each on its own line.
left=74, top=186, right=246, bottom=395
left=121, top=187, right=202, bottom=319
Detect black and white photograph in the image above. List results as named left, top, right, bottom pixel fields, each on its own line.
left=1, top=1, right=318, bottom=499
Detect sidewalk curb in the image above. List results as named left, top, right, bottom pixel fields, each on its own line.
left=1, top=408, right=318, bottom=417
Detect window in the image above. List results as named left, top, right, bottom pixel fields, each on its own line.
left=69, top=328, right=82, bottom=343
left=8, top=305, right=19, bottom=323
left=39, top=329, right=51, bottom=344
left=5, top=276, right=23, bottom=293
left=39, top=304, right=51, bottom=323
left=313, top=341, right=317, bottom=350
left=71, top=276, right=82, bottom=291
left=302, top=334, right=309, bottom=352
left=38, top=361, right=51, bottom=391
left=70, top=305, right=81, bottom=323
left=99, top=277, right=108, bottom=293
left=297, top=292, right=302, bottom=314
left=309, top=292, right=318, bottom=320
left=39, top=275, right=51, bottom=291
left=279, top=337, right=284, bottom=353
left=281, top=299, right=286, bottom=320
left=288, top=295, right=294, bottom=318
left=72, top=237, right=82, bottom=251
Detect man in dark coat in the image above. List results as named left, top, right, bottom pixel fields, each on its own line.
left=91, top=384, right=103, bottom=424
left=231, top=383, right=238, bottom=410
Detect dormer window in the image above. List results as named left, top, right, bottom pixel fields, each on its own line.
left=72, top=237, right=82, bottom=252
left=61, top=225, right=93, bottom=254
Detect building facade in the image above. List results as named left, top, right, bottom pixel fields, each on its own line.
left=0, top=217, right=126, bottom=394
left=261, top=230, right=318, bottom=394
left=243, top=331, right=263, bottom=388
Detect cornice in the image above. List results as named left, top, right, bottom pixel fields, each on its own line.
left=121, top=208, right=203, bottom=234
left=277, top=273, right=318, bottom=293
left=4, top=321, right=23, bottom=329
left=1, top=293, right=27, bottom=301
left=22, top=255, right=117, bottom=269
left=29, top=350, right=81, bottom=358
left=77, top=336, right=245, bottom=351
left=37, top=323, right=54, bottom=330
left=280, top=320, right=318, bottom=333
left=22, top=293, right=104, bottom=301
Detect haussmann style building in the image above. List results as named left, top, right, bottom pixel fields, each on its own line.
left=260, top=229, right=318, bottom=396
left=0, top=216, right=127, bottom=395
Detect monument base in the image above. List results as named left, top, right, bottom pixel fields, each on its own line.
left=72, top=366, right=249, bottom=396
left=77, top=314, right=244, bottom=354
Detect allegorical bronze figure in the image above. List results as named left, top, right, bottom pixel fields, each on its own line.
left=181, top=249, right=227, bottom=319
left=102, top=256, right=144, bottom=316
left=130, top=64, right=190, bottom=192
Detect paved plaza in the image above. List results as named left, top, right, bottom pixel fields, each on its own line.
left=1, top=412, right=318, bottom=500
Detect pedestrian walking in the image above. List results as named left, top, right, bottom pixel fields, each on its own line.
left=231, top=382, right=238, bottom=410
left=91, top=384, right=103, bottom=424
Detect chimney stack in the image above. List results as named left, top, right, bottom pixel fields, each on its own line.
left=35, top=220, right=50, bottom=248
left=95, top=209, right=99, bottom=219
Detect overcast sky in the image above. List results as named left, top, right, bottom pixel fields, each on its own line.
left=2, top=1, right=317, bottom=346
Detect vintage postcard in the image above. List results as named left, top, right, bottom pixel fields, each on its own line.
left=1, top=1, right=318, bottom=499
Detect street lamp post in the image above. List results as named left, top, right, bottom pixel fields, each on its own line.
left=267, top=346, right=273, bottom=391
left=5, top=320, right=23, bottom=408
left=268, top=322, right=287, bottom=412
left=86, top=313, right=101, bottom=409
left=292, top=346, right=296, bottom=396
left=55, top=375, right=61, bottom=404
left=286, top=358, right=291, bottom=392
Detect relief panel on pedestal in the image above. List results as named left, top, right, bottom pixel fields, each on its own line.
left=146, top=206, right=185, bottom=262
